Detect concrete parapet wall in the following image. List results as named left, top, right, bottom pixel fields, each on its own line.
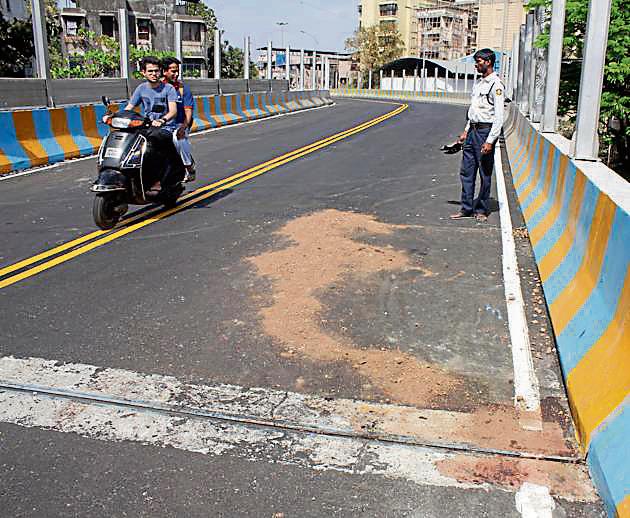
left=331, top=88, right=469, bottom=105
left=504, top=106, right=629, bottom=518
left=0, top=90, right=332, bottom=174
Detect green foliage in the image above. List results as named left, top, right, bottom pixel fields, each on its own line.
left=345, top=25, right=405, bottom=72
left=0, top=13, right=34, bottom=76
left=527, top=0, right=629, bottom=173
left=185, top=2, right=217, bottom=32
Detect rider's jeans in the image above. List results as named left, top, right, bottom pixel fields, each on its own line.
left=173, top=128, right=193, bottom=167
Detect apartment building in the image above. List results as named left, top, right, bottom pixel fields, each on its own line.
left=1, top=0, right=28, bottom=21
left=416, top=0, right=477, bottom=60
left=358, top=0, right=420, bottom=57
left=476, top=0, right=525, bottom=52
left=58, top=0, right=210, bottom=76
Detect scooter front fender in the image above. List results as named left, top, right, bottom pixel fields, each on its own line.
left=91, top=169, right=128, bottom=193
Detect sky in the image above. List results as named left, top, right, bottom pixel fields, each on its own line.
left=209, top=0, right=358, bottom=54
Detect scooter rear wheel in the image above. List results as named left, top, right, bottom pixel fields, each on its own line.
left=93, top=193, right=120, bottom=230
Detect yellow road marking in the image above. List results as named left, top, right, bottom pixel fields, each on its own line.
left=0, top=104, right=405, bottom=280
left=0, top=104, right=407, bottom=289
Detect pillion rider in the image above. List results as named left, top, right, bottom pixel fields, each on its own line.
left=162, top=57, right=196, bottom=183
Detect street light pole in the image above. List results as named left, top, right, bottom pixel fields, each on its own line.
left=276, top=21, right=288, bottom=47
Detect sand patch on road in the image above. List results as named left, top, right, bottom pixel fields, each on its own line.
left=248, top=209, right=464, bottom=407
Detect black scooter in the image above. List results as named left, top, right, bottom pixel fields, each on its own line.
left=91, top=97, right=185, bottom=230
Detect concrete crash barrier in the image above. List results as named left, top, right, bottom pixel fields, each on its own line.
left=504, top=106, right=629, bottom=518
left=0, top=90, right=332, bottom=174
left=331, top=88, right=469, bottom=105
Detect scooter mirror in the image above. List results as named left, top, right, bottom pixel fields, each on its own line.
left=102, top=96, right=111, bottom=107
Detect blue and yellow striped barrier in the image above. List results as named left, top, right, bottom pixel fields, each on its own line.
left=504, top=107, right=630, bottom=518
left=331, top=88, right=468, bottom=104
left=0, top=90, right=332, bottom=174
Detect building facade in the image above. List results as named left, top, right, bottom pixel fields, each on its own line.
left=358, top=0, right=419, bottom=57
left=58, top=0, right=210, bottom=76
left=476, top=0, right=525, bottom=52
left=1, top=0, right=28, bottom=21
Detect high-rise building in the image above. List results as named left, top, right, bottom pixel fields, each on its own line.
left=476, top=0, right=525, bottom=52
left=358, top=0, right=421, bottom=57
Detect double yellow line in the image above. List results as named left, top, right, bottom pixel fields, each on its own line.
left=0, top=103, right=408, bottom=290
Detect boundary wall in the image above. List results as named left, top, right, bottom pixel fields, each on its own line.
left=331, top=88, right=469, bottom=105
left=504, top=106, right=629, bottom=518
left=0, top=90, right=332, bottom=174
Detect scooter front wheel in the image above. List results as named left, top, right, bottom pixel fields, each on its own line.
left=93, top=193, right=121, bottom=230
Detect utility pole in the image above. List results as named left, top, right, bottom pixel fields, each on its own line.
left=30, top=0, right=50, bottom=80
left=267, top=40, right=273, bottom=80
left=541, top=0, right=566, bottom=133
left=118, top=8, right=131, bottom=80
left=244, top=36, right=250, bottom=79
left=214, top=29, right=221, bottom=80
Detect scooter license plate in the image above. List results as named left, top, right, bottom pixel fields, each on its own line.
left=104, top=148, right=123, bottom=159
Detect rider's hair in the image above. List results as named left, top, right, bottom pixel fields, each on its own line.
left=473, top=48, right=496, bottom=66
left=162, top=57, right=182, bottom=69
left=139, top=56, right=162, bottom=71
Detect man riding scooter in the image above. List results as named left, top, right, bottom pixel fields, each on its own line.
left=123, top=56, right=184, bottom=195
left=162, top=57, right=196, bottom=182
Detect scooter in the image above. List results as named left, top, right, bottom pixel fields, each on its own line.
left=91, top=97, right=185, bottom=230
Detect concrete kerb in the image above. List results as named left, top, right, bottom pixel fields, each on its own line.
left=503, top=104, right=630, bottom=518
left=0, top=90, right=333, bottom=175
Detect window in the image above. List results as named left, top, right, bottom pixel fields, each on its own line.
left=379, top=3, right=397, bottom=16
left=379, top=20, right=396, bottom=32
left=64, top=16, right=81, bottom=36
left=100, top=16, right=114, bottom=37
left=137, top=19, right=150, bottom=42
left=182, top=22, right=201, bottom=42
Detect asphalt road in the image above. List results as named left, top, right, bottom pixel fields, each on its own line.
left=0, top=99, right=604, bottom=517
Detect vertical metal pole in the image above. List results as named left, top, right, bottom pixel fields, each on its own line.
left=413, top=68, right=417, bottom=91
left=541, top=0, right=566, bottom=132
left=244, top=36, right=250, bottom=79
left=285, top=45, right=290, bottom=82
left=324, top=56, right=330, bottom=89
left=380, top=69, right=383, bottom=89
left=463, top=70, right=468, bottom=93
left=368, top=69, right=372, bottom=90
left=390, top=69, right=394, bottom=91
left=402, top=69, right=406, bottom=91
left=509, top=32, right=519, bottom=98
left=521, top=13, right=534, bottom=114
left=300, top=49, right=305, bottom=90
left=31, top=0, right=50, bottom=80
left=118, top=8, right=131, bottom=80
left=312, top=51, right=317, bottom=90
left=572, top=0, right=612, bottom=160
left=529, top=8, right=544, bottom=122
left=434, top=66, right=438, bottom=91
left=516, top=25, right=526, bottom=107
left=214, top=29, right=221, bottom=80
left=267, top=40, right=273, bottom=80
left=454, top=65, right=459, bottom=92
left=174, top=21, right=182, bottom=63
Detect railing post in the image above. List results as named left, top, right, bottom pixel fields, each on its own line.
left=530, top=7, right=545, bottom=122
left=285, top=45, right=290, bottom=83
left=379, top=69, right=383, bottom=90
left=30, top=0, right=52, bottom=105
left=267, top=40, right=272, bottom=80
left=571, top=0, right=612, bottom=160
left=174, top=21, right=182, bottom=64
left=509, top=32, right=519, bottom=99
left=368, top=69, right=372, bottom=90
left=312, top=51, right=317, bottom=90
left=300, top=49, right=305, bottom=90
left=541, top=0, right=566, bottom=132
left=244, top=36, right=250, bottom=80
left=214, top=30, right=222, bottom=80
left=521, top=13, right=534, bottom=114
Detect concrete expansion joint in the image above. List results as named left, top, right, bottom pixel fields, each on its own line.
left=0, top=381, right=583, bottom=466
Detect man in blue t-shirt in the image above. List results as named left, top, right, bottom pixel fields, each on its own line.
left=124, top=56, right=182, bottom=194
left=162, top=57, right=196, bottom=182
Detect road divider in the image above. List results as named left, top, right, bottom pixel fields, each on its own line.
left=0, top=102, right=407, bottom=290
left=503, top=105, right=630, bottom=518
left=0, top=90, right=333, bottom=174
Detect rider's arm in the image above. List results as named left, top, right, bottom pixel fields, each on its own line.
left=125, top=86, right=142, bottom=111
left=163, top=101, right=178, bottom=124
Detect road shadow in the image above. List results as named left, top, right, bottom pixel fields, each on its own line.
left=191, top=188, right=233, bottom=208
left=447, top=197, right=499, bottom=214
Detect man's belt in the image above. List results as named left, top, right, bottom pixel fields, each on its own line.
left=469, top=122, right=493, bottom=129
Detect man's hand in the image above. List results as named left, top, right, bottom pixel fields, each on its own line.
left=176, top=125, right=186, bottom=139
left=481, top=142, right=494, bottom=155
left=457, top=131, right=468, bottom=144
left=151, top=118, right=164, bottom=128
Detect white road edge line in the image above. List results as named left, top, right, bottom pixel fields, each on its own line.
left=494, top=141, right=541, bottom=416
left=0, top=102, right=335, bottom=182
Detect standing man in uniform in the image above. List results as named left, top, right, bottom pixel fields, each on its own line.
left=450, top=48, right=505, bottom=222
left=162, top=57, right=196, bottom=182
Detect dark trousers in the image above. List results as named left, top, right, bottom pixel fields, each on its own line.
left=459, top=126, right=494, bottom=215
left=142, top=127, right=185, bottom=187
